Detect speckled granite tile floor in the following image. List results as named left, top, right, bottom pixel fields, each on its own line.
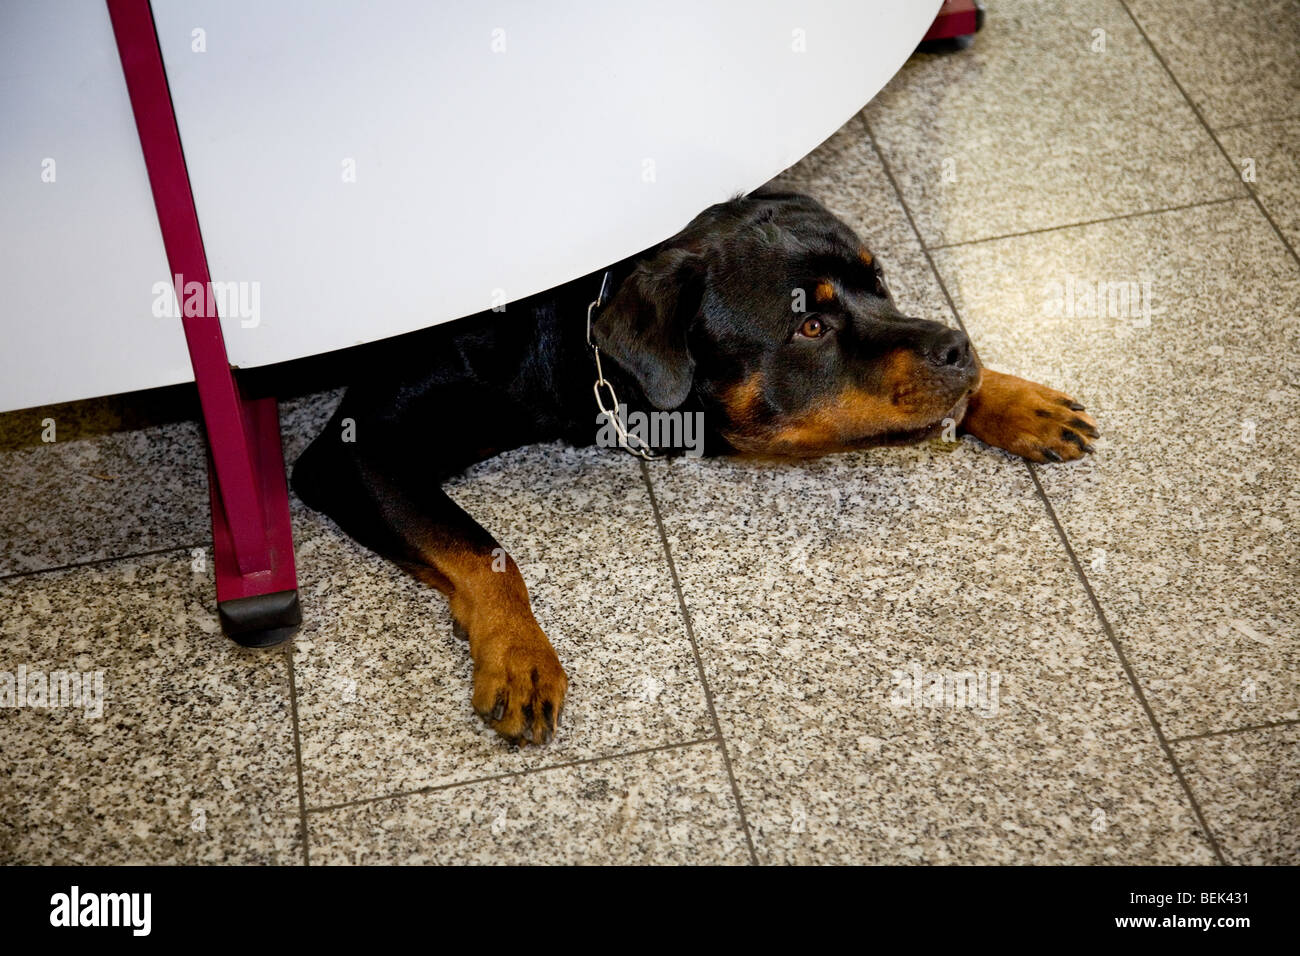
left=2, top=0, right=1295, bottom=864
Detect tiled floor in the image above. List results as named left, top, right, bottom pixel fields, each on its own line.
left=2, top=0, right=1296, bottom=864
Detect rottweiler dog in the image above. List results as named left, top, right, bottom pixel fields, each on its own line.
left=292, top=190, right=1097, bottom=745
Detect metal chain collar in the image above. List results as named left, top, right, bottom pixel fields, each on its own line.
left=586, top=270, right=661, bottom=461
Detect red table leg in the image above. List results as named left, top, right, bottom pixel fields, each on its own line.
left=923, top=0, right=985, bottom=42
left=108, top=0, right=300, bottom=646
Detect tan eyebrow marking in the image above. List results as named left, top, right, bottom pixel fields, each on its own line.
left=814, top=281, right=835, bottom=303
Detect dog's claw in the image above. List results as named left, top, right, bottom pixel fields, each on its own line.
left=1067, top=417, right=1099, bottom=438
left=1043, top=449, right=1063, bottom=462
left=1067, top=401, right=1085, bottom=411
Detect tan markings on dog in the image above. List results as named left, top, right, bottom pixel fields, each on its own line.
left=408, top=545, right=566, bottom=744
left=719, top=372, right=765, bottom=424
left=961, top=369, right=1099, bottom=464
left=814, top=281, right=835, bottom=303
left=725, top=351, right=950, bottom=456
left=859, top=248, right=873, bottom=266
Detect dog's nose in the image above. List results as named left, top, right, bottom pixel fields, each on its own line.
left=925, top=328, right=973, bottom=371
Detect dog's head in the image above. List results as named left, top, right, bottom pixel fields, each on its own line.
left=591, top=191, right=980, bottom=457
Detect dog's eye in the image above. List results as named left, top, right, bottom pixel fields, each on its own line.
left=797, top=316, right=826, bottom=339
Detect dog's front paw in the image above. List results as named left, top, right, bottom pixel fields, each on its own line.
left=962, top=370, right=1099, bottom=463
left=471, top=625, right=568, bottom=745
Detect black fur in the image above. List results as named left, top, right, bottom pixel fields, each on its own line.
left=292, top=189, right=971, bottom=560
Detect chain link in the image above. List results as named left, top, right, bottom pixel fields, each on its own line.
left=588, top=278, right=661, bottom=461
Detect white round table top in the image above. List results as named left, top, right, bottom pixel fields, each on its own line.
left=0, top=1, right=940, bottom=411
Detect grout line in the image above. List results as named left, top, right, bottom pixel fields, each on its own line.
left=863, top=107, right=1227, bottom=864
left=284, top=647, right=311, bottom=865
left=1213, top=113, right=1300, bottom=133
left=1118, top=0, right=1300, bottom=273
left=859, top=113, right=968, bottom=334
left=304, top=736, right=720, bottom=816
left=639, top=459, right=760, bottom=866
left=1027, top=464, right=1226, bottom=865
left=927, top=196, right=1247, bottom=251
left=1169, top=717, right=1300, bottom=746
left=0, top=541, right=209, bottom=583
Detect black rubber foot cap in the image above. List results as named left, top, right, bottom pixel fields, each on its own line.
left=917, top=34, right=977, bottom=54
left=218, top=589, right=302, bottom=648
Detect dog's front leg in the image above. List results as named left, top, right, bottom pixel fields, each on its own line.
left=960, top=368, right=1099, bottom=463
left=353, top=459, right=568, bottom=745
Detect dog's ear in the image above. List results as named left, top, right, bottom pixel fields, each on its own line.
left=592, top=247, right=702, bottom=410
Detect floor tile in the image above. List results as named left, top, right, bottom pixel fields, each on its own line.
left=307, top=742, right=747, bottom=864
left=0, top=384, right=342, bottom=579
left=864, top=0, right=1243, bottom=247
left=1173, top=724, right=1300, bottom=865
left=288, top=431, right=713, bottom=808
left=0, top=388, right=208, bottom=576
left=0, top=551, right=301, bottom=864
left=1219, top=119, right=1300, bottom=252
left=1127, top=0, right=1300, bottom=130
left=649, top=445, right=1214, bottom=863
left=932, top=200, right=1300, bottom=739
